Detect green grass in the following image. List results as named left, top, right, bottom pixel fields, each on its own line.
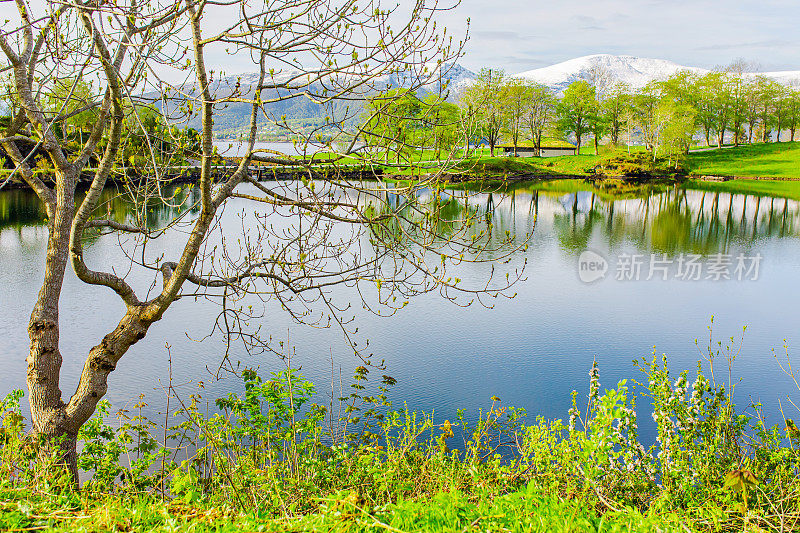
left=0, top=484, right=700, bottom=532
left=421, top=154, right=600, bottom=180
left=685, top=142, right=800, bottom=179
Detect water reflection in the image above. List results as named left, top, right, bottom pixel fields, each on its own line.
left=3, top=183, right=800, bottom=257
left=2, top=180, right=800, bottom=448
left=452, top=186, right=800, bottom=257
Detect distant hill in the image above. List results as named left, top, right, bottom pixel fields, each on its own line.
left=154, top=63, right=476, bottom=135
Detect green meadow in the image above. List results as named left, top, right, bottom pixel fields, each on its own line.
left=684, top=142, right=800, bottom=179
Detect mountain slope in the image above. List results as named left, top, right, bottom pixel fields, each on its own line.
left=513, top=54, right=800, bottom=92
left=158, top=63, right=475, bottom=133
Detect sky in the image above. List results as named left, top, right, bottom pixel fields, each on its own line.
left=3, top=0, right=797, bottom=83
left=436, top=0, right=800, bottom=74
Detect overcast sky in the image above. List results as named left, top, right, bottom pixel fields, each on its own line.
left=437, top=0, right=800, bottom=74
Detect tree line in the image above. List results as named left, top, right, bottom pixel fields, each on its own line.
left=465, top=67, right=800, bottom=162
left=359, top=65, right=800, bottom=168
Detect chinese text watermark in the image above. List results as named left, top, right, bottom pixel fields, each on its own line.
left=578, top=251, right=762, bottom=283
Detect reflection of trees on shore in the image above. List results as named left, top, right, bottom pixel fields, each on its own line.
left=553, top=192, right=606, bottom=253
left=368, top=184, right=490, bottom=254
left=0, top=190, right=48, bottom=231
left=4, top=182, right=800, bottom=261
left=549, top=188, right=800, bottom=256
left=0, top=185, right=201, bottom=235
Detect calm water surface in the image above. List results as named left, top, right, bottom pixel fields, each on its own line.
left=1, top=182, right=799, bottom=442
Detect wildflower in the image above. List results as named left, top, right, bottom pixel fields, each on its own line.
left=568, top=405, right=579, bottom=433
left=589, top=359, right=600, bottom=404
left=673, top=375, right=687, bottom=401
left=687, top=374, right=706, bottom=429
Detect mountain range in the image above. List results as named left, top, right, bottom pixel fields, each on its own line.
left=192, top=54, right=800, bottom=134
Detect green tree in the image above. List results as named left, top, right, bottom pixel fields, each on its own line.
left=743, top=78, right=762, bottom=144
left=362, top=89, right=422, bottom=164
left=705, top=72, right=735, bottom=148
left=773, top=85, right=790, bottom=142
left=419, top=95, right=462, bottom=160
left=461, top=68, right=505, bottom=156
left=522, top=82, right=557, bottom=156
left=692, top=74, right=717, bottom=147
left=556, top=81, right=598, bottom=155
left=45, top=78, right=96, bottom=144
left=630, top=83, right=662, bottom=155
left=756, top=78, right=780, bottom=142
left=500, top=77, right=531, bottom=157
left=785, top=88, right=800, bottom=142
left=661, top=100, right=697, bottom=167
left=603, top=84, right=631, bottom=147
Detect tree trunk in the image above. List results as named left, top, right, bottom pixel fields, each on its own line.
left=593, top=135, right=599, bottom=155
left=575, top=133, right=582, bottom=155
left=26, top=170, right=78, bottom=481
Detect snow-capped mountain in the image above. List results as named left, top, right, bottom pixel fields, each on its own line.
left=431, top=63, right=478, bottom=94
left=512, top=54, right=800, bottom=92
left=758, top=70, right=800, bottom=87
left=514, top=55, right=702, bottom=92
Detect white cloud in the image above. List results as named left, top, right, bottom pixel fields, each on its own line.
left=436, top=0, right=800, bottom=74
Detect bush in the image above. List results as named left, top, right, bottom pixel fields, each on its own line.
left=593, top=151, right=684, bottom=177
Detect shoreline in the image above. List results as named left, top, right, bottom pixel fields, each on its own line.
left=3, top=167, right=800, bottom=191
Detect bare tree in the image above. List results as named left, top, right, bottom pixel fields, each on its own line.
left=0, top=0, right=524, bottom=480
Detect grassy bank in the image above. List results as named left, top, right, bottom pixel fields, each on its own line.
left=393, top=142, right=800, bottom=183
left=685, top=142, right=800, bottom=179
left=2, top=344, right=799, bottom=532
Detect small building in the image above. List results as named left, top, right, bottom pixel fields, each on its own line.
left=500, top=142, right=577, bottom=158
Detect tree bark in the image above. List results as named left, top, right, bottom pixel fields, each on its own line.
left=26, top=168, right=78, bottom=479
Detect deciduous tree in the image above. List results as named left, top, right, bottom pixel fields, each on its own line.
left=522, top=82, right=556, bottom=156
left=460, top=68, right=505, bottom=156
left=1, top=0, right=521, bottom=483
left=556, top=81, right=597, bottom=155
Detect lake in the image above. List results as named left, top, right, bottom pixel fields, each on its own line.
left=1, top=180, right=799, bottom=442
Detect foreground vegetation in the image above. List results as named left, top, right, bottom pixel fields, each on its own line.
left=2, top=341, right=799, bottom=532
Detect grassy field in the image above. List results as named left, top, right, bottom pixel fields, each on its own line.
left=384, top=153, right=601, bottom=178
left=684, top=141, right=800, bottom=178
